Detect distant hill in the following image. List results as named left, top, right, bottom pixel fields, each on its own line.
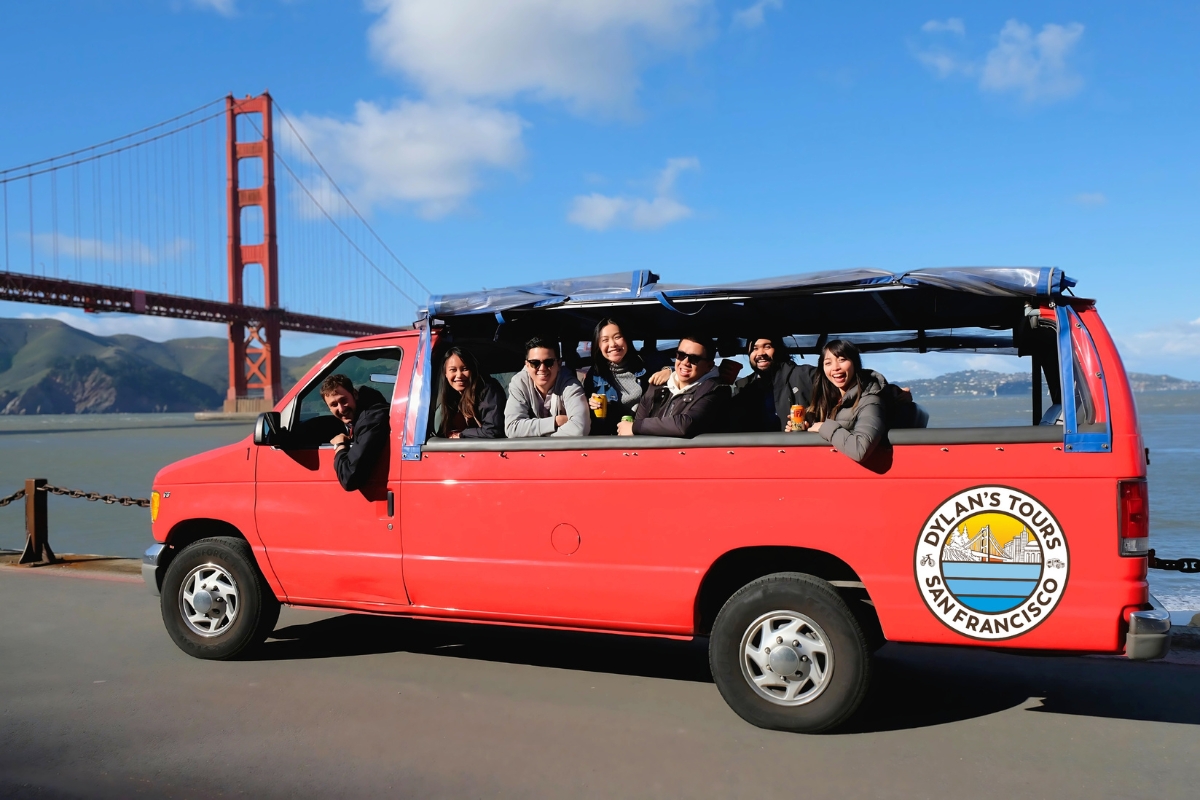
left=905, top=369, right=1200, bottom=398
left=0, top=318, right=326, bottom=414
left=1127, top=373, right=1200, bottom=392
left=904, top=370, right=1031, bottom=398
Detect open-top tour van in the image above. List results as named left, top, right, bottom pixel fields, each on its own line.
left=144, top=267, right=1169, bottom=732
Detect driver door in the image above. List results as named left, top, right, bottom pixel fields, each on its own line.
left=254, top=346, right=409, bottom=608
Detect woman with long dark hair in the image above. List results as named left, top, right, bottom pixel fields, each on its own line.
left=434, top=346, right=505, bottom=439
left=792, top=339, right=888, bottom=462
left=582, top=317, right=670, bottom=435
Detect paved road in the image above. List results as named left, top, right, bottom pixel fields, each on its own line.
left=2, top=569, right=1198, bottom=799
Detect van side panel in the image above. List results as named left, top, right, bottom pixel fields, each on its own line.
left=399, top=430, right=1141, bottom=651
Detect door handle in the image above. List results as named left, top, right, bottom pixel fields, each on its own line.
left=387, top=490, right=395, bottom=517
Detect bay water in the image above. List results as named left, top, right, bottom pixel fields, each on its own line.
left=2, top=392, right=1197, bottom=611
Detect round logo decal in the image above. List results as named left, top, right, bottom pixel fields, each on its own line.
left=914, top=486, right=1069, bottom=641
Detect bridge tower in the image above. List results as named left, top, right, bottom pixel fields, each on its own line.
left=224, top=92, right=282, bottom=413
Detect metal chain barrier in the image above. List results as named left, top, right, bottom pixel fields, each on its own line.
left=1148, top=549, right=1200, bottom=574
left=2, top=489, right=1200, bottom=568
left=39, top=484, right=151, bottom=508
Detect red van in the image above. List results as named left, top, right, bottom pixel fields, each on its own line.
left=144, top=267, right=1170, bottom=733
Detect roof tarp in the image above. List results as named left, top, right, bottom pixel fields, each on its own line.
left=423, top=266, right=1075, bottom=320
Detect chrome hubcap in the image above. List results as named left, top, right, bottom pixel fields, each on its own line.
left=180, top=563, right=239, bottom=637
left=740, top=610, right=833, bottom=706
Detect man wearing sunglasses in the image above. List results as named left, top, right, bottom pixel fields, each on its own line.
left=504, top=336, right=591, bottom=438
left=618, top=334, right=730, bottom=438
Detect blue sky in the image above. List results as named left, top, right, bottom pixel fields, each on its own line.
left=1, top=1, right=1197, bottom=379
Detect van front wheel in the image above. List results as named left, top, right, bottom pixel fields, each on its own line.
left=160, top=536, right=280, bottom=660
left=709, top=573, right=871, bottom=733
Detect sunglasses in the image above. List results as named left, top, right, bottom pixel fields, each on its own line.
left=674, top=350, right=708, bottom=366
left=526, top=358, right=558, bottom=370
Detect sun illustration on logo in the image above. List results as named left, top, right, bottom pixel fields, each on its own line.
left=914, top=486, right=1069, bottom=641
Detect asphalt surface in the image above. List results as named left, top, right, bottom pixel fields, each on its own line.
left=2, top=568, right=1199, bottom=799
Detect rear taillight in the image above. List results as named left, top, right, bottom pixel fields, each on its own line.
left=1118, top=479, right=1149, bottom=557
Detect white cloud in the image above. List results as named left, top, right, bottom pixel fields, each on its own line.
left=965, top=354, right=1019, bottom=372
left=191, top=0, right=235, bottom=16
left=733, top=0, right=782, bottom=30
left=914, top=18, right=1085, bottom=104
left=366, top=0, right=713, bottom=113
left=30, top=233, right=191, bottom=266
left=290, top=1, right=714, bottom=219
left=912, top=19, right=975, bottom=79
left=655, top=156, right=699, bottom=194
left=568, top=157, right=698, bottom=231
left=922, top=18, right=965, bottom=36
left=980, top=20, right=1085, bottom=102
left=914, top=50, right=974, bottom=79
left=569, top=195, right=692, bottom=231
left=1073, top=192, right=1107, bottom=207
left=1119, top=319, right=1200, bottom=362
left=292, top=99, right=525, bottom=218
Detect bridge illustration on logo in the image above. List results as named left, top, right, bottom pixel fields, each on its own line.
left=941, top=515, right=1043, bottom=614
left=914, top=486, right=1070, bottom=641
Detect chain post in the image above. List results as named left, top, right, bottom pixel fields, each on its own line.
left=18, top=478, right=56, bottom=566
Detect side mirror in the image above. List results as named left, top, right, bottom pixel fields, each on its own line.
left=253, top=412, right=282, bottom=446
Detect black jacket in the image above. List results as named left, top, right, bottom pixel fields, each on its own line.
left=334, top=385, right=390, bottom=491
left=731, top=361, right=817, bottom=432
left=436, top=377, right=506, bottom=439
left=632, top=377, right=731, bottom=438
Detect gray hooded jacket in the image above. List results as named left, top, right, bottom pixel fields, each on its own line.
left=816, top=377, right=888, bottom=463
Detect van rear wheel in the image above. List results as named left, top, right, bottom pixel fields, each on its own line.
left=160, top=536, right=280, bottom=660
left=709, top=572, right=871, bottom=733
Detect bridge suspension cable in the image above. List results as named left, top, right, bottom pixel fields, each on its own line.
left=237, top=103, right=428, bottom=311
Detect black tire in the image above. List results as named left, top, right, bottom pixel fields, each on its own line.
left=160, top=536, right=281, bottom=660
left=709, top=572, right=871, bottom=733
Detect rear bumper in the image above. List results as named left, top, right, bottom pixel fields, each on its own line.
left=1126, top=594, right=1171, bottom=660
left=142, top=543, right=165, bottom=596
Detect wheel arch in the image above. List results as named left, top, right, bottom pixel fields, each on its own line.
left=154, top=519, right=254, bottom=593
left=694, top=546, right=883, bottom=647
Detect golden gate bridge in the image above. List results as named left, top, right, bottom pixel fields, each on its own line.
left=0, top=93, right=428, bottom=412
left=944, top=524, right=1043, bottom=564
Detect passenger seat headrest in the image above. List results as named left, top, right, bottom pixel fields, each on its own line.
left=1040, top=404, right=1064, bottom=426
